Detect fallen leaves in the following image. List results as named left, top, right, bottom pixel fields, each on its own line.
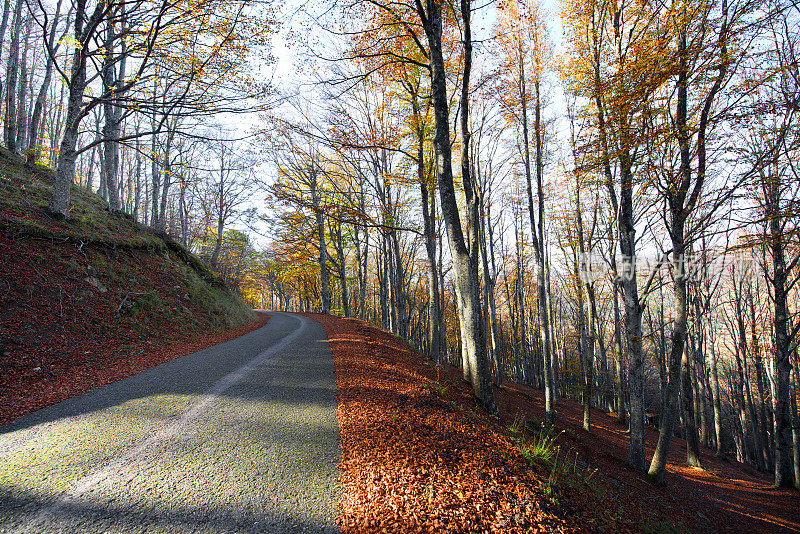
left=304, top=314, right=581, bottom=534
left=0, top=230, right=268, bottom=425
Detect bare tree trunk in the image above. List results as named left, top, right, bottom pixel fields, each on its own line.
left=520, top=54, right=554, bottom=422
left=766, top=178, right=794, bottom=488
left=27, top=0, right=63, bottom=162
left=178, top=166, right=188, bottom=246
left=101, top=7, right=126, bottom=212
left=133, top=129, right=141, bottom=220
left=682, top=336, right=703, bottom=467
left=0, top=0, right=12, bottom=56
left=618, top=159, right=646, bottom=472
left=575, top=170, right=594, bottom=431
left=157, top=128, right=174, bottom=228
left=150, top=131, right=160, bottom=227
left=613, top=279, right=627, bottom=424
left=789, top=367, right=799, bottom=488
left=709, top=310, right=724, bottom=456
left=4, top=0, right=24, bottom=152
left=421, top=177, right=443, bottom=363
left=420, top=0, right=495, bottom=412
left=390, top=231, right=406, bottom=336
left=15, top=14, right=32, bottom=152
left=482, top=194, right=502, bottom=386
left=751, top=297, right=774, bottom=470
left=310, top=165, right=330, bottom=314
left=49, top=11, right=88, bottom=218
left=546, top=243, right=558, bottom=400
left=359, top=188, right=368, bottom=319
left=732, top=276, right=763, bottom=468
left=732, top=329, right=754, bottom=464
left=514, top=216, right=527, bottom=384
left=334, top=222, right=350, bottom=316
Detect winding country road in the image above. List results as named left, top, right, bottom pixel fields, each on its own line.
left=0, top=312, right=341, bottom=534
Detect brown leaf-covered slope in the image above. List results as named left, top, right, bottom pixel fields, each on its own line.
left=304, top=313, right=586, bottom=534
left=309, top=313, right=799, bottom=534
left=0, top=150, right=262, bottom=425
left=494, top=382, right=800, bottom=533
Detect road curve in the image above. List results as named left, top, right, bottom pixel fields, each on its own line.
left=0, top=312, right=341, bottom=534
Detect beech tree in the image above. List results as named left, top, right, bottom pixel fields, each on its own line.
left=737, top=2, right=800, bottom=486
left=495, top=0, right=556, bottom=422
left=198, top=138, right=256, bottom=268
left=41, top=0, right=271, bottom=217
left=647, top=0, right=739, bottom=484
left=561, top=0, right=672, bottom=472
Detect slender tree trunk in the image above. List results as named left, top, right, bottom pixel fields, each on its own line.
left=735, top=284, right=765, bottom=469
left=359, top=190, right=368, bottom=319
left=133, top=132, right=142, bottom=220
left=101, top=11, right=125, bottom=212
left=751, top=301, right=774, bottom=469
left=619, top=158, right=646, bottom=472
left=4, top=0, right=24, bottom=152
left=789, top=369, right=799, bottom=488
left=682, top=336, right=703, bottom=466
left=150, top=133, right=161, bottom=227
left=767, top=185, right=794, bottom=487
left=520, top=55, right=554, bottom=422
left=49, top=30, right=86, bottom=217
left=420, top=0, right=495, bottom=412
left=0, top=0, right=12, bottom=58
left=335, top=222, right=350, bottom=316
left=732, top=336, right=753, bottom=464
left=709, top=310, right=724, bottom=456
left=27, top=0, right=60, bottom=163
left=613, top=280, right=627, bottom=424
left=15, top=14, right=32, bottom=153
left=311, top=166, right=330, bottom=314
left=421, top=177, right=443, bottom=363
left=390, top=231, right=407, bottom=336
left=482, top=194, right=502, bottom=386
left=575, top=170, right=594, bottom=431
left=157, top=129, right=174, bottom=228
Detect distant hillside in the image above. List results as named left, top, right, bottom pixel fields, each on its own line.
left=0, top=149, right=259, bottom=424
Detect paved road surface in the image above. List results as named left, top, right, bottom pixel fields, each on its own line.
left=0, top=312, right=340, bottom=533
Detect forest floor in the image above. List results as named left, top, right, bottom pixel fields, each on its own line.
left=305, top=312, right=583, bottom=534
left=4, top=294, right=798, bottom=532
left=309, top=313, right=800, bottom=534
left=0, top=310, right=269, bottom=425
left=494, top=383, right=800, bottom=533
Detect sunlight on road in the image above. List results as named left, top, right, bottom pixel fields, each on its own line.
left=1, top=392, right=338, bottom=533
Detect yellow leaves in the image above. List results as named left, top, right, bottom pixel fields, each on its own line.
left=492, top=0, right=551, bottom=129
left=58, top=36, right=83, bottom=50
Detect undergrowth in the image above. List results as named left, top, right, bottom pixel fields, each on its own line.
left=505, top=412, right=693, bottom=533
left=507, top=414, right=573, bottom=505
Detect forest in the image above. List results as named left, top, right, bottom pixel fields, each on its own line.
left=0, top=0, right=798, bottom=490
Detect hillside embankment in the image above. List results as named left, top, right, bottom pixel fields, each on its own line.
left=309, top=313, right=800, bottom=534
left=0, top=149, right=264, bottom=425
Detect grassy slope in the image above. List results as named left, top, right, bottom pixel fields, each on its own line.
left=0, top=149, right=257, bottom=423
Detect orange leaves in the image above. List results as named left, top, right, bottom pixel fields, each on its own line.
left=306, top=313, right=575, bottom=533
left=492, top=0, right=551, bottom=130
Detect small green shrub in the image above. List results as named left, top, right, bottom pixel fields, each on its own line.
left=426, top=380, right=448, bottom=397
left=520, top=427, right=562, bottom=468
left=509, top=413, right=527, bottom=434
